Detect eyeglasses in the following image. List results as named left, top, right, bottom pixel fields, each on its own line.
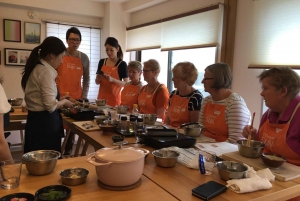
left=202, top=77, right=214, bottom=81
left=142, top=70, right=153, bottom=73
left=68, top=38, right=81, bottom=43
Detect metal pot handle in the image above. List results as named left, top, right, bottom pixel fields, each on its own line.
left=86, top=153, right=113, bottom=166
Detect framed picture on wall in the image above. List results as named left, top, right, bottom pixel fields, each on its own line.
left=4, top=48, right=31, bottom=66
left=24, top=22, right=41, bottom=43
left=3, top=19, right=21, bottom=42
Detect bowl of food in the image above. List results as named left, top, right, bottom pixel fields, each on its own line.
left=152, top=149, right=179, bottom=168
left=35, top=185, right=71, bottom=201
left=116, top=105, right=129, bottom=114
left=215, top=161, right=248, bottom=181
left=0, top=192, right=35, bottom=201
left=60, top=168, right=89, bottom=186
left=236, top=139, right=265, bottom=158
left=180, top=122, right=204, bottom=137
left=143, top=114, right=157, bottom=125
left=261, top=153, right=286, bottom=168
left=94, top=115, right=108, bottom=125
left=8, top=98, right=23, bottom=106
left=22, top=150, right=61, bottom=176
left=111, top=135, right=125, bottom=143
left=95, top=99, right=107, bottom=106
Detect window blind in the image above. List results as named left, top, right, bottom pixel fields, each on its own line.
left=161, top=5, right=223, bottom=51
left=126, top=23, right=161, bottom=51
left=126, top=4, right=223, bottom=52
left=249, top=0, right=300, bottom=68
left=46, top=23, right=101, bottom=99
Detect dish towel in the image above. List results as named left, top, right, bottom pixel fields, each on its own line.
left=226, top=165, right=274, bottom=193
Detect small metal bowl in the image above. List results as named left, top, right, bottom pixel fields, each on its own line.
left=261, top=153, right=286, bottom=168
left=237, top=139, right=265, bottom=158
left=215, top=161, right=248, bottom=181
left=96, top=99, right=107, bottom=106
left=152, top=149, right=179, bottom=168
left=8, top=98, right=23, bottom=106
left=60, top=168, right=89, bottom=186
left=183, top=124, right=204, bottom=137
left=116, top=105, right=129, bottom=114
left=143, top=114, right=157, bottom=125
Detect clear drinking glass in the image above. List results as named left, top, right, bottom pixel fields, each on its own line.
left=0, top=160, right=22, bottom=189
left=199, top=151, right=216, bottom=175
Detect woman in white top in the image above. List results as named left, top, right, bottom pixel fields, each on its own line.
left=0, top=78, right=13, bottom=161
left=199, top=63, right=250, bottom=143
left=21, top=37, right=73, bottom=154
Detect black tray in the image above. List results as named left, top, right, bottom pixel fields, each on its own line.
left=141, top=133, right=196, bottom=149
left=69, top=110, right=98, bottom=121
left=147, top=129, right=177, bottom=137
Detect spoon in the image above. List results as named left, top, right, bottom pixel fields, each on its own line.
left=246, top=112, right=256, bottom=147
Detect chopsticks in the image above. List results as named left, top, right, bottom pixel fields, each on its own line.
left=246, top=112, right=256, bottom=147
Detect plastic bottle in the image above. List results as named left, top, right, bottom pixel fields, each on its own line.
left=132, top=104, right=139, bottom=116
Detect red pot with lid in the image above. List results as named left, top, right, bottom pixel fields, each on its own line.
left=87, top=142, right=148, bottom=186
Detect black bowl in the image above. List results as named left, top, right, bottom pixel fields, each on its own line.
left=261, top=153, right=286, bottom=168
left=112, top=135, right=125, bottom=143
left=35, top=185, right=71, bottom=201
left=0, top=193, right=35, bottom=201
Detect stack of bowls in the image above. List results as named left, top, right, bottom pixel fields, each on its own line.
left=22, top=150, right=61, bottom=175
left=236, top=139, right=265, bottom=158
left=94, top=115, right=108, bottom=125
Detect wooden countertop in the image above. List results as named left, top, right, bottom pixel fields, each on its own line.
left=0, top=156, right=177, bottom=200
left=62, top=117, right=300, bottom=201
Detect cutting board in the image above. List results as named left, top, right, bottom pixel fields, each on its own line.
left=222, top=151, right=300, bottom=181
left=72, top=121, right=100, bottom=131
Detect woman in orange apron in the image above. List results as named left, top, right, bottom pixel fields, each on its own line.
left=164, top=62, right=203, bottom=127
left=243, top=67, right=300, bottom=201
left=199, top=63, right=250, bottom=143
left=95, top=37, right=129, bottom=107
left=138, top=59, right=169, bottom=121
left=121, top=61, right=143, bottom=111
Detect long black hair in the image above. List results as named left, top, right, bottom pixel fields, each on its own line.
left=105, top=37, right=123, bottom=59
left=21, top=36, right=66, bottom=90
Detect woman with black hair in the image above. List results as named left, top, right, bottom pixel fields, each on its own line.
left=21, top=36, right=73, bottom=154
left=95, top=37, right=129, bottom=106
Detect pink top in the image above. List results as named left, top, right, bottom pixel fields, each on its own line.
left=255, top=95, right=300, bottom=155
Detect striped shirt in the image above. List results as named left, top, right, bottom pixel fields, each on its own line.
left=169, top=89, right=203, bottom=111
left=199, top=93, right=250, bottom=144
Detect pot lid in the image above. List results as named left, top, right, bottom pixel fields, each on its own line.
left=94, top=143, right=144, bottom=163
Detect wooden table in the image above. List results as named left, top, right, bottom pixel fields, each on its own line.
left=0, top=156, right=178, bottom=200
left=62, top=117, right=300, bottom=201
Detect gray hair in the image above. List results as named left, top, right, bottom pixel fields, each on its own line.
left=172, top=62, right=198, bottom=86
left=143, top=59, right=160, bottom=73
left=258, top=66, right=300, bottom=99
left=205, top=63, right=232, bottom=90
left=127, top=61, right=142, bottom=72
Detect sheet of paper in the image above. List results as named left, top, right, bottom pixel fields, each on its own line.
left=195, top=142, right=238, bottom=156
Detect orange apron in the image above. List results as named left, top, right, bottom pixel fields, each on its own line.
left=97, top=59, right=122, bottom=106
left=259, top=103, right=300, bottom=166
left=138, top=84, right=161, bottom=115
left=56, top=55, right=83, bottom=99
left=168, top=91, right=191, bottom=127
left=121, top=83, right=140, bottom=110
left=203, top=102, right=228, bottom=142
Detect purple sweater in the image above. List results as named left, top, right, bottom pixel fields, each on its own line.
left=255, top=95, right=300, bottom=155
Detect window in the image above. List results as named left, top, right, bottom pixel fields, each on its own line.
left=140, top=47, right=216, bottom=97
left=46, top=23, right=101, bottom=100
